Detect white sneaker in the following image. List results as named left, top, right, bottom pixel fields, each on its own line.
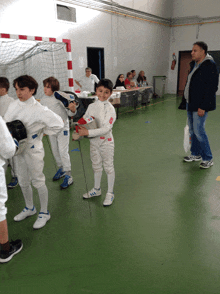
left=184, top=155, right=202, bottom=162
left=14, top=206, right=37, bottom=221
left=83, top=188, right=101, bottom=199
left=103, top=193, right=114, bottom=206
left=200, top=160, right=214, bottom=169
left=33, top=211, right=51, bottom=229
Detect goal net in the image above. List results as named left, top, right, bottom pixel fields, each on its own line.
left=0, top=39, right=70, bottom=100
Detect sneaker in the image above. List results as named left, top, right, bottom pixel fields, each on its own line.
left=14, top=206, right=37, bottom=221
left=184, top=155, right=202, bottom=162
left=83, top=188, right=101, bottom=199
left=103, top=193, right=114, bottom=206
left=33, top=211, right=51, bottom=229
left=53, top=168, right=65, bottom=181
left=60, top=175, right=73, bottom=189
left=7, top=177, right=18, bottom=189
left=200, top=160, right=214, bottom=169
left=0, top=240, right=23, bottom=263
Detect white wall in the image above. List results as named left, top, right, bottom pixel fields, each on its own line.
left=0, top=0, right=57, bottom=37
left=172, top=0, right=220, bottom=18
left=113, top=0, right=173, bottom=19
left=63, top=6, right=171, bottom=87
left=0, top=0, right=172, bottom=91
left=115, top=16, right=170, bottom=81
left=1, top=0, right=220, bottom=96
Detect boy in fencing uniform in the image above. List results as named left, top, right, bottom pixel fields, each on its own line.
left=0, top=116, right=22, bottom=263
left=78, top=79, right=116, bottom=206
left=0, top=77, right=15, bottom=116
left=4, top=75, right=64, bottom=229
left=40, top=77, right=76, bottom=189
left=0, top=77, right=18, bottom=189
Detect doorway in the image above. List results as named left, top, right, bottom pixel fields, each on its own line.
left=177, top=51, right=191, bottom=96
left=87, top=47, right=105, bottom=80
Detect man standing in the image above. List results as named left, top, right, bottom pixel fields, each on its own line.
left=75, top=67, right=99, bottom=93
left=131, top=70, right=137, bottom=86
left=183, top=41, right=219, bottom=168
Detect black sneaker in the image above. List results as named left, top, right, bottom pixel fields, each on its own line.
left=0, top=239, right=23, bottom=263
left=184, top=155, right=202, bottom=162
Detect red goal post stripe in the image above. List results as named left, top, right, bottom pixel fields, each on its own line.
left=0, top=33, right=74, bottom=91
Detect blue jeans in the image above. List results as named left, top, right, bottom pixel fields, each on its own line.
left=186, top=104, right=212, bottom=161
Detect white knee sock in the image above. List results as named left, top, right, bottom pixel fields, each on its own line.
left=37, top=185, right=48, bottom=213
left=107, top=171, right=115, bottom=194
left=94, top=171, right=102, bottom=189
left=21, top=185, right=34, bottom=209
left=65, top=170, right=71, bottom=177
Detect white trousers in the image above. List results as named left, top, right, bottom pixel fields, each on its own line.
left=90, top=140, right=115, bottom=174
left=90, top=140, right=115, bottom=192
left=49, top=129, right=71, bottom=172
left=0, top=165, right=7, bottom=222
left=16, top=145, right=45, bottom=189
left=3, top=157, right=18, bottom=178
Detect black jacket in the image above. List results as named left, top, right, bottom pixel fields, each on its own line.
left=182, top=58, right=219, bottom=112
left=114, top=80, right=125, bottom=89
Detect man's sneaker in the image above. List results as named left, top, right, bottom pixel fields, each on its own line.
left=60, top=175, right=73, bottom=189
left=103, top=193, right=114, bottom=206
left=83, top=188, right=101, bottom=199
left=184, top=155, right=202, bottom=162
left=200, top=160, right=214, bottom=169
left=53, top=168, right=65, bottom=181
left=14, top=206, right=37, bottom=221
left=33, top=211, right=51, bottom=229
left=0, top=240, right=23, bottom=263
left=7, top=177, right=18, bottom=189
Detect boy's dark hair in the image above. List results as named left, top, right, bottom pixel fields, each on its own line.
left=193, top=41, right=208, bottom=54
left=116, top=74, right=124, bottom=81
left=0, top=77, right=10, bottom=91
left=97, top=78, right=113, bottom=92
left=131, top=70, right=135, bottom=73
left=13, top=75, right=38, bottom=95
left=43, top=77, right=60, bottom=92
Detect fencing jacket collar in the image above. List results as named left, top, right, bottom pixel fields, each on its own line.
left=18, top=96, right=35, bottom=106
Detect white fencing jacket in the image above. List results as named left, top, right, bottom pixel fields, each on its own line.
left=0, top=116, right=16, bottom=167
left=85, top=99, right=116, bottom=144
left=40, top=94, right=76, bottom=130
left=4, top=96, right=64, bottom=149
left=0, top=94, right=15, bottom=117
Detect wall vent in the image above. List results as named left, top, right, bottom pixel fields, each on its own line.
left=57, top=4, right=76, bottom=23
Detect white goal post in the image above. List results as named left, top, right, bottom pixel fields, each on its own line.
left=0, top=33, right=74, bottom=100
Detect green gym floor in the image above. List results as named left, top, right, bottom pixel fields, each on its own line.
left=2, top=94, right=220, bottom=294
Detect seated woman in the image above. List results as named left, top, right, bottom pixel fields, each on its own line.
left=114, top=74, right=125, bottom=89
left=137, top=71, right=148, bottom=87
left=137, top=71, right=151, bottom=104
left=124, top=72, right=135, bottom=89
